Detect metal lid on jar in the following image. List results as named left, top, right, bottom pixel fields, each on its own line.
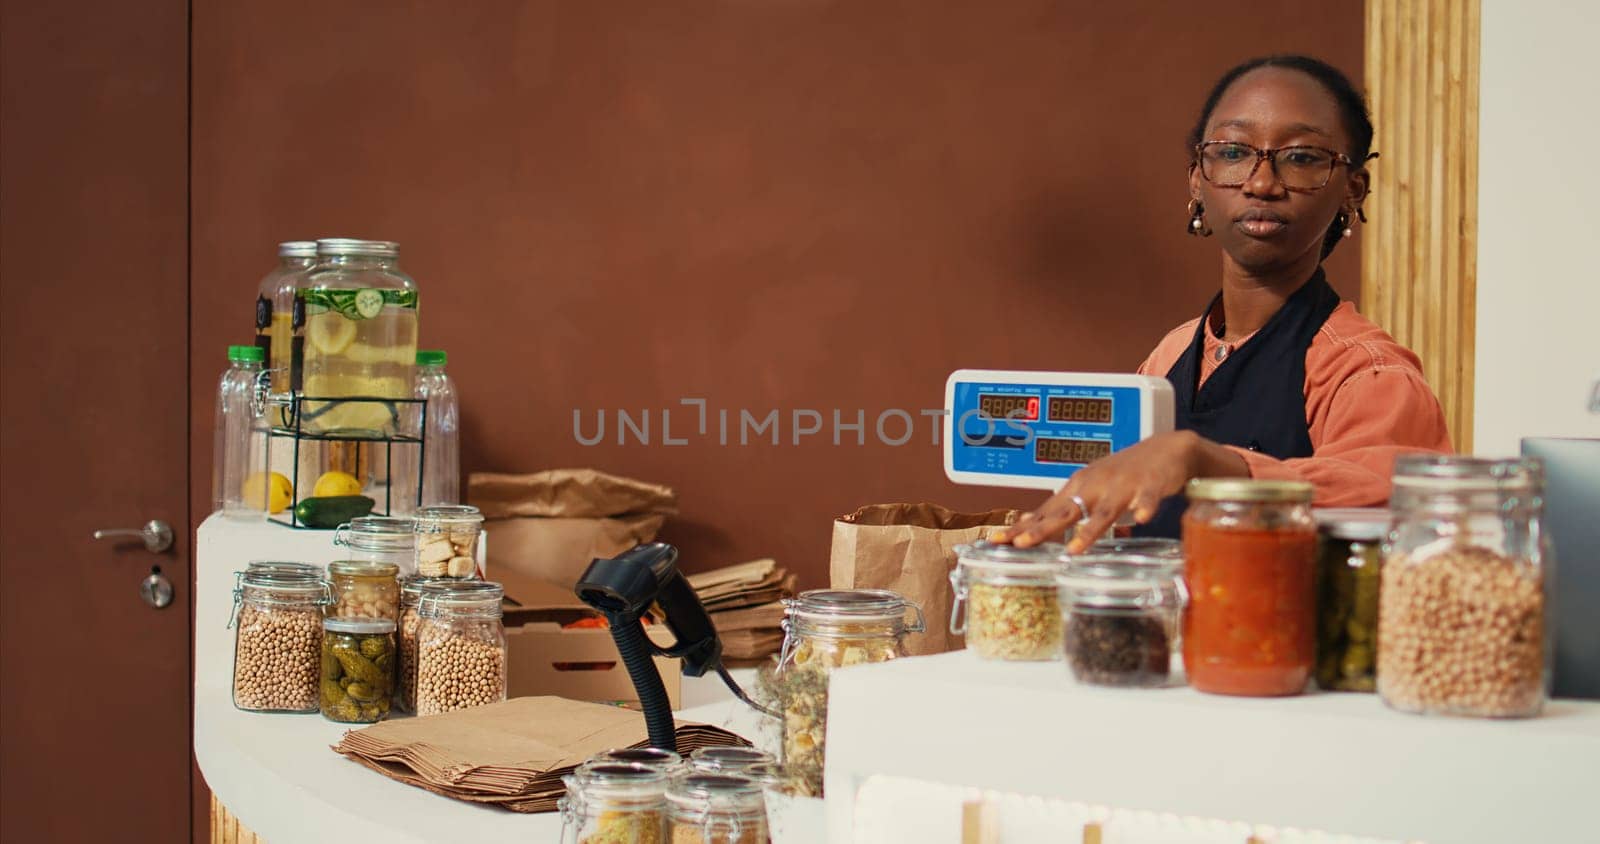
left=1186, top=479, right=1313, bottom=502
left=1056, top=553, right=1183, bottom=610
left=278, top=241, right=317, bottom=258
left=592, top=747, right=684, bottom=770
left=1314, top=507, right=1391, bottom=541
left=687, top=746, right=774, bottom=773
left=1084, top=537, right=1184, bottom=559
left=315, top=238, right=399, bottom=258
left=323, top=617, right=396, bottom=634
left=328, top=560, right=401, bottom=578
left=1392, top=454, right=1542, bottom=491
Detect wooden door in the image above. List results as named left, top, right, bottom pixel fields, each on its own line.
left=0, top=0, right=192, bottom=840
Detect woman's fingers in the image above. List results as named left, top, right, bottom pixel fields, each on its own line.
left=1128, top=488, right=1164, bottom=524
left=1066, top=492, right=1131, bottom=553
left=1008, top=488, right=1089, bottom=548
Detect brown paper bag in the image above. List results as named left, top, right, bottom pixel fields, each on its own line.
left=468, top=469, right=677, bottom=588
left=830, top=503, right=1017, bottom=656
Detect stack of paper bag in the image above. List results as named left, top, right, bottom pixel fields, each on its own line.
left=688, top=559, right=795, bottom=660
left=332, top=696, right=748, bottom=813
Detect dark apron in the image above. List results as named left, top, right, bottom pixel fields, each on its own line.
left=1132, top=269, right=1341, bottom=538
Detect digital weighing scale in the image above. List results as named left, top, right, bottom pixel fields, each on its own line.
left=943, top=369, right=1175, bottom=490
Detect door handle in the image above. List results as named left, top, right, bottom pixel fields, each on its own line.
left=93, top=519, right=174, bottom=553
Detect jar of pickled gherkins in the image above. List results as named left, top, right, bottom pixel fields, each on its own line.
left=414, top=580, right=507, bottom=716
left=328, top=560, right=400, bottom=620
left=320, top=617, right=396, bottom=723
left=1182, top=479, right=1318, bottom=697
left=561, top=762, right=669, bottom=844
left=591, top=747, right=685, bottom=773
left=299, top=238, right=418, bottom=436
left=414, top=504, right=483, bottom=579
left=335, top=516, right=416, bottom=577
left=1056, top=553, right=1185, bottom=688
left=687, top=747, right=775, bottom=775
left=1378, top=456, right=1548, bottom=718
left=949, top=541, right=1065, bottom=661
left=665, top=773, right=768, bottom=844
left=230, top=570, right=330, bottom=713
left=774, top=589, right=922, bottom=797
left=396, top=575, right=448, bottom=712
left=1313, top=508, right=1389, bottom=692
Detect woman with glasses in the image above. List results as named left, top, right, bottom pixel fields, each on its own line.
left=997, top=55, right=1453, bottom=550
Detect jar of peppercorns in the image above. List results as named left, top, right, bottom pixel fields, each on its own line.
left=414, top=580, right=507, bottom=716
left=1378, top=456, right=1548, bottom=718
left=1056, top=552, right=1185, bottom=688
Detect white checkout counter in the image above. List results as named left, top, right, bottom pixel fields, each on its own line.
left=195, top=515, right=1600, bottom=843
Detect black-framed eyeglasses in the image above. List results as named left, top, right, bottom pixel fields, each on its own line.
left=1194, top=141, right=1356, bottom=192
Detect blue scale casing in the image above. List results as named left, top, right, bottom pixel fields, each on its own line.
left=943, top=369, right=1175, bottom=490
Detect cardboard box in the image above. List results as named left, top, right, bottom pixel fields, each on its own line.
left=494, top=568, right=682, bottom=709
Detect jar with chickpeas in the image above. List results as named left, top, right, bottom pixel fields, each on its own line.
left=1378, top=455, right=1550, bottom=718
left=230, top=570, right=330, bottom=713
left=414, top=580, right=507, bottom=716
left=396, top=575, right=448, bottom=712
left=328, top=560, right=400, bottom=621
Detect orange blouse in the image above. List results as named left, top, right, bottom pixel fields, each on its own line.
left=1138, top=300, right=1454, bottom=507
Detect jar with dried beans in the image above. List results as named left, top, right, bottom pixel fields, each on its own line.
left=414, top=580, right=507, bottom=716
left=230, top=569, right=329, bottom=713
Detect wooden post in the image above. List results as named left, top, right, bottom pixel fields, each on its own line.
left=1363, top=0, right=1481, bottom=450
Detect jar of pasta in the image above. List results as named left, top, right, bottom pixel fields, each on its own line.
left=1313, top=508, right=1389, bottom=692
left=414, top=580, right=507, bottom=716
left=949, top=541, right=1065, bottom=661
left=230, top=570, right=329, bottom=712
left=1181, top=479, right=1317, bottom=697
left=665, top=773, right=768, bottom=844
left=1378, top=456, right=1547, bottom=718
left=1057, top=552, right=1185, bottom=688
left=774, top=589, right=922, bottom=797
left=561, top=762, right=668, bottom=844
left=327, top=560, right=400, bottom=621
left=414, top=504, right=483, bottom=579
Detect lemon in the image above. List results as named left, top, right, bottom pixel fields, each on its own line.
left=312, top=470, right=364, bottom=498
left=242, top=472, right=293, bottom=513
left=307, top=311, right=357, bottom=355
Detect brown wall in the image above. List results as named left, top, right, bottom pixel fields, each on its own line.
left=190, top=2, right=1362, bottom=587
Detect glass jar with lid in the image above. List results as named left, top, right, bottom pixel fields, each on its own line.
left=1086, top=536, right=1184, bottom=558
left=234, top=560, right=321, bottom=592
left=591, top=747, right=685, bottom=773
left=774, top=589, right=923, bottom=797
left=414, top=504, right=483, bottom=579
left=335, top=515, right=416, bottom=577
left=414, top=580, right=507, bottom=716
left=665, top=773, right=768, bottom=844
left=687, top=746, right=775, bottom=775
left=1313, top=508, right=1390, bottom=693
left=1378, top=456, right=1548, bottom=718
left=1057, top=553, right=1186, bottom=688
left=328, top=560, right=400, bottom=621
left=396, top=575, right=448, bottom=712
left=561, top=762, right=668, bottom=844
left=298, top=238, right=418, bottom=436
left=320, top=617, right=396, bottom=723
left=230, top=570, right=329, bottom=713
left=1182, top=479, right=1318, bottom=697
left=949, top=540, right=1066, bottom=661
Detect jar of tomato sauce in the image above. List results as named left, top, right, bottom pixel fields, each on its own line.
left=1181, top=479, right=1317, bottom=696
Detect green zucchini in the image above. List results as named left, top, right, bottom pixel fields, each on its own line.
left=295, top=495, right=375, bottom=528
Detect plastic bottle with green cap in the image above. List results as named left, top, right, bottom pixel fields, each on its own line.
left=392, top=350, right=458, bottom=514
left=214, top=345, right=271, bottom=519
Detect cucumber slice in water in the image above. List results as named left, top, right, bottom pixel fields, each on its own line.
left=353, top=288, right=384, bottom=319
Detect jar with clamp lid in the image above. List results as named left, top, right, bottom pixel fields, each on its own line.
left=1313, top=508, right=1389, bottom=692
left=687, top=746, right=775, bottom=776
left=591, top=747, right=685, bottom=773
left=666, top=772, right=768, bottom=844
left=414, top=580, right=507, bottom=715
left=230, top=570, right=330, bottom=713
left=774, top=589, right=923, bottom=797
left=414, top=504, right=483, bottom=579
left=561, top=762, right=669, bottom=844
left=950, top=540, right=1065, bottom=661
left=335, top=516, right=416, bottom=577
left=396, top=575, right=448, bottom=712
left=1378, top=456, right=1548, bottom=718
left=1057, top=552, right=1186, bottom=688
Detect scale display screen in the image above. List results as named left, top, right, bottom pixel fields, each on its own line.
left=943, top=369, right=1175, bottom=490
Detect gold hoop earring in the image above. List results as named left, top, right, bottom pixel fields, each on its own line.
left=1187, top=199, right=1211, bottom=237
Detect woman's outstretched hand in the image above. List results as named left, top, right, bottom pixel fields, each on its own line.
left=989, top=430, right=1248, bottom=552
